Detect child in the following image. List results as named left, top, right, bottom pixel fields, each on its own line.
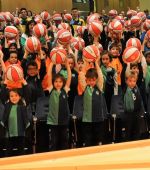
left=60, top=55, right=78, bottom=113
left=21, top=49, right=46, bottom=107
left=5, top=51, right=21, bottom=68
left=47, top=58, right=71, bottom=151
left=80, top=57, right=108, bottom=147
left=109, top=43, right=122, bottom=93
left=123, top=72, right=146, bottom=141
left=101, top=50, right=118, bottom=112
left=1, top=88, right=31, bottom=156
left=124, top=61, right=147, bottom=110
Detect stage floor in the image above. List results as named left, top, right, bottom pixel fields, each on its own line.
left=0, top=139, right=150, bottom=170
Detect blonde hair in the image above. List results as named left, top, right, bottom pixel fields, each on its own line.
left=125, top=71, right=138, bottom=81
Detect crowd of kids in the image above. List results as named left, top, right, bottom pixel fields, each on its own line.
left=0, top=7, right=150, bottom=157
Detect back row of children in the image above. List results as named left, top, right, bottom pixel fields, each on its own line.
left=0, top=8, right=150, bottom=156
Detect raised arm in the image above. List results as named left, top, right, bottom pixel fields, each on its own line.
left=47, top=61, right=54, bottom=91
left=95, top=56, right=104, bottom=91
left=64, top=58, right=71, bottom=91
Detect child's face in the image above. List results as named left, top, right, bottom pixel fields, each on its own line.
left=9, top=53, right=18, bottom=64
left=68, top=58, right=74, bottom=70
left=102, top=54, right=110, bottom=67
left=86, top=77, right=97, bottom=88
left=126, top=77, right=137, bottom=89
left=77, top=60, right=84, bottom=71
left=27, top=65, right=38, bottom=77
left=29, top=23, right=35, bottom=33
left=88, top=62, right=95, bottom=68
left=9, top=45, right=17, bottom=52
left=110, top=47, right=120, bottom=57
left=131, top=66, right=139, bottom=75
left=54, top=78, right=63, bottom=90
left=146, top=54, right=150, bottom=64
left=42, top=50, right=47, bottom=58
left=9, top=91, right=21, bottom=104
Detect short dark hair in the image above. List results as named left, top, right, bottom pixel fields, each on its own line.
left=85, top=68, right=98, bottom=79
left=109, top=43, right=120, bottom=50
left=27, top=60, right=38, bottom=69
left=9, top=43, right=17, bottom=49
left=20, top=8, right=27, bottom=12
left=72, top=8, right=78, bottom=11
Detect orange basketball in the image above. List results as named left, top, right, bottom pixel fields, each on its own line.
left=108, top=9, right=118, bottom=18
left=143, top=19, right=150, bottom=31
left=40, top=11, right=51, bottom=21
left=4, top=26, right=18, bottom=39
left=6, top=64, right=23, bottom=82
left=57, top=29, right=72, bottom=45
left=123, top=47, right=140, bottom=63
left=127, top=10, right=137, bottom=19
left=58, top=23, right=70, bottom=31
left=33, top=23, right=47, bottom=38
left=53, top=13, right=62, bottom=21
left=50, top=47, right=66, bottom=64
left=88, top=21, right=103, bottom=36
left=70, top=37, right=85, bottom=50
left=115, top=16, right=125, bottom=25
left=145, top=30, right=150, bottom=40
left=87, top=13, right=100, bottom=24
left=108, top=20, right=123, bottom=33
left=137, top=12, right=146, bottom=22
left=83, top=45, right=100, bottom=62
left=25, top=36, right=41, bottom=53
left=130, top=15, right=142, bottom=27
left=64, top=13, right=72, bottom=22
left=124, top=20, right=131, bottom=29
left=76, top=26, right=86, bottom=35
left=4, top=12, right=14, bottom=22
left=126, top=38, right=141, bottom=51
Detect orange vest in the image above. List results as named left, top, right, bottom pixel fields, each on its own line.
left=110, top=58, right=122, bottom=85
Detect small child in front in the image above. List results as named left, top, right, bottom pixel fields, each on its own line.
left=124, top=72, right=146, bottom=141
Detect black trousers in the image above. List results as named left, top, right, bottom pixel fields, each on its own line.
left=48, top=125, right=69, bottom=151
left=124, top=114, right=141, bottom=141
left=4, top=136, right=25, bottom=157
left=82, top=122, right=104, bottom=147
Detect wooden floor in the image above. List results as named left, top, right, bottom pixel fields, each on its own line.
left=0, top=139, right=150, bottom=170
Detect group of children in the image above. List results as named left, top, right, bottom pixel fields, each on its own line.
left=0, top=7, right=150, bottom=157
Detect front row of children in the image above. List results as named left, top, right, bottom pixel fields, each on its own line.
left=0, top=50, right=149, bottom=156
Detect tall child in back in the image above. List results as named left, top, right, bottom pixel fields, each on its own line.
left=109, top=43, right=122, bottom=93
left=80, top=56, right=108, bottom=147
left=47, top=58, right=71, bottom=151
